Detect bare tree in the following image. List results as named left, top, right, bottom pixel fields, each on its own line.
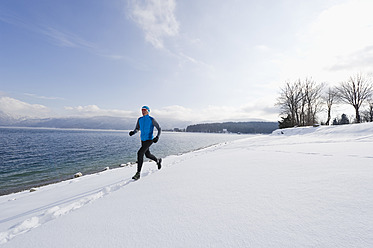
left=336, top=74, right=373, bottom=123
left=277, top=78, right=324, bottom=127
left=302, top=79, right=324, bottom=125
left=277, top=80, right=303, bottom=127
left=362, top=98, right=373, bottom=122
left=323, top=87, right=338, bottom=125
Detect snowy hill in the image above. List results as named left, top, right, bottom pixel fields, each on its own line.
left=1, top=123, right=372, bottom=247
left=272, top=122, right=373, bottom=137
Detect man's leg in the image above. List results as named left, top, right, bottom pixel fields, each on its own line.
left=145, top=147, right=162, bottom=170
left=145, top=149, right=157, bottom=162
left=137, top=140, right=153, bottom=173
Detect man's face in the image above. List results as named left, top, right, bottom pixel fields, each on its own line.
left=142, top=108, right=148, bottom=116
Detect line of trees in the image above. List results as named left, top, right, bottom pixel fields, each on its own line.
left=277, top=73, right=373, bottom=128
left=186, top=122, right=278, bottom=134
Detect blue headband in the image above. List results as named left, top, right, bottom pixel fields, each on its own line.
left=142, top=106, right=150, bottom=112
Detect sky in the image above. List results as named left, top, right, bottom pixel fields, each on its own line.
left=1, top=0, right=373, bottom=124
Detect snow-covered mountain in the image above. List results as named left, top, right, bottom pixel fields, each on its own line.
left=0, top=114, right=191, bottom=130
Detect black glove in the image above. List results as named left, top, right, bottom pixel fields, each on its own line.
left=129, top=131, right=135, bottom=136
left=153, top=136, right=159, bottom=143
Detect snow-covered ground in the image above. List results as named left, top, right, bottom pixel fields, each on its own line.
left=1, top=123, right=373, bottom=247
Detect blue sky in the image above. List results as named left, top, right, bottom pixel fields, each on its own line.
left=1, top=0, right=373, bottom=123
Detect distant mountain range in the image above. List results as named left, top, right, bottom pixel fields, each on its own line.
left=0, top=111, right=191, bottom=130
left=0, top=111, right=277, bottom=132
left=0, top=116, right=132, bottom=130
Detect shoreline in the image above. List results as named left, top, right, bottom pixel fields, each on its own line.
left=0, top=139, right=239, bottom=197
left=1, top=128, right=248, bottom=196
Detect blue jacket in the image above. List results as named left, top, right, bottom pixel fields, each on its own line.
left=133, top=115, right=161, bottom=141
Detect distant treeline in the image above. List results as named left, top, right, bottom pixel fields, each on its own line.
left=186, top=122, right=278, bottom=134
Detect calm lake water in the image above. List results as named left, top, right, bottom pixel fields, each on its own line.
left=0, top=127, right=249, bottom=195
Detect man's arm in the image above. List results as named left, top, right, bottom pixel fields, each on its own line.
left=152, top=118, right=161, bottom=138
left=129, top=119, right=140, bottom=136
left=135, top=118, right=140, bottom=132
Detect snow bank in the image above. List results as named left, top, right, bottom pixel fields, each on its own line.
left=272, top=122, right=373, bottom=138
left=1, top=123, right=373, bottom=247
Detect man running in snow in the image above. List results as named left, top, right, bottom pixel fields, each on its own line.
left=129, top=106, right=162, bottom=180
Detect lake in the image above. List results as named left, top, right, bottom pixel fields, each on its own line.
left=0, top=127, right=250, bottom=195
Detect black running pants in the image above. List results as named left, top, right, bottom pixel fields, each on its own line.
left=137, top=140, right=157, bottom=173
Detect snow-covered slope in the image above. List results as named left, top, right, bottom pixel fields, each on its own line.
left=272, top=122, right=373, bottom=138
left=1, top=123, right=373, bottom=247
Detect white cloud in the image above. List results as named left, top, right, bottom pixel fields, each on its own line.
left=0, top=96, right=279, bottom=124
left=24, top=93, right=64, bottom=100
left=255, top=45, right=270, bottom=52
left=279, top=0, right=373, bottom=83
left=64, top=105, right=135, bottom=118
left=0, top=9, right=124, bottom=60
left=154, top=102, right=279, bottom=123
left=128, top=0, right=179, bottom=49
left=39, top=26, right=97, bottom=49
left=0, top=9, right=93, bottom=49
left=0, top=96, right=50, bottom=118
